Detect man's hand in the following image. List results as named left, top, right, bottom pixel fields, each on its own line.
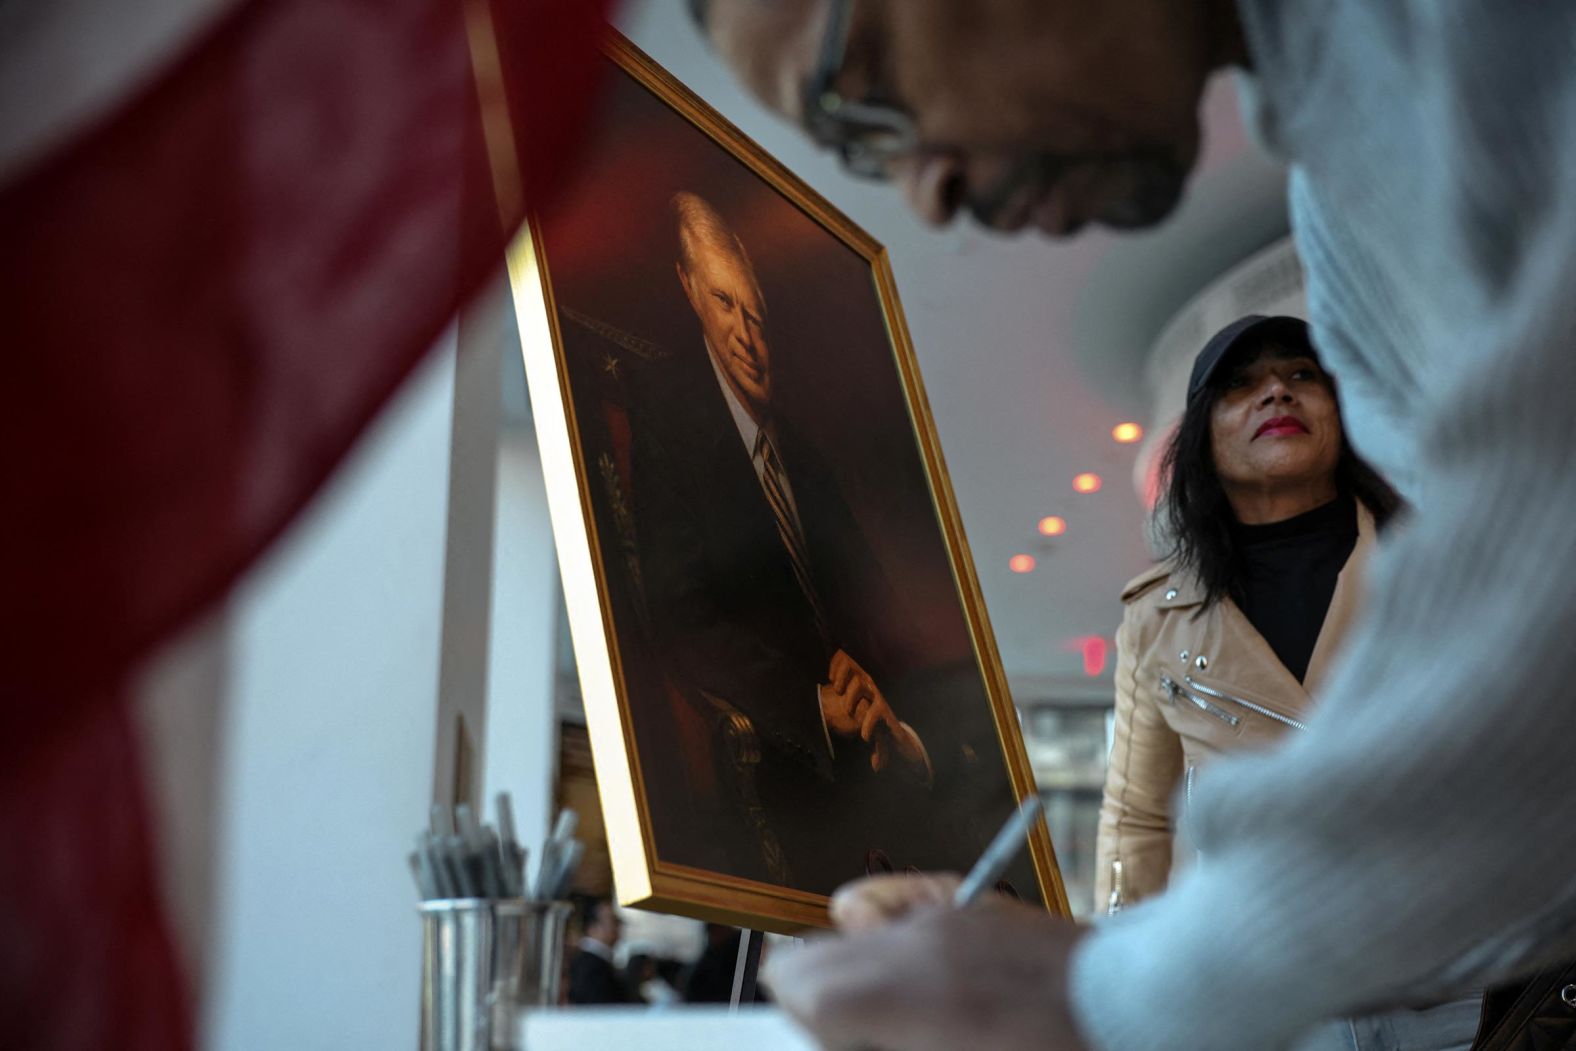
left=829, top=873, right=961, bottom=931
left=819, top=650, right=931, bottom=777
left=764, top=898, right=1092, bottom=1051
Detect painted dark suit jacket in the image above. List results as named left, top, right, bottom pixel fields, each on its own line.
left=626, top=341, right=928, bottom=892
left=555, top=307, right=1028, bottom=900
left=629, top=345, right=901, bottom=767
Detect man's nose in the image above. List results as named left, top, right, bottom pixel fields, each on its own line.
left=896, top=152, right=966, bottom=226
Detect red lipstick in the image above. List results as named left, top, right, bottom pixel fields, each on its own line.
left=1254, top=415, right=1309, bottom=440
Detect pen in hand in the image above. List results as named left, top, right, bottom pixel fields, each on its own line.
left=953, top=793, right=1044, bottom=907
left=838, top=794, right=1044, bottom=1051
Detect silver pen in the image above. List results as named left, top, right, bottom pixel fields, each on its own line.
left=953, top=794, right=1044, bottom=906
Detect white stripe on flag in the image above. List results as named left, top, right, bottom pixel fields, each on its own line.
left=0, top=0, right=239, bottom=184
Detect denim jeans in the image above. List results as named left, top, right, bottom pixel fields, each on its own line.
left=1290, top=994, right=1483, bottom=1051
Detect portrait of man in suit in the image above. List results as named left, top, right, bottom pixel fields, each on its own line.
left=524, top=52, right=1053, bottom=926
left=626, top=192, right=938, bottom=893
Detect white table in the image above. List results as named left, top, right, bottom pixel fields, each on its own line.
left=521, top=1006, right=818, bottom=1050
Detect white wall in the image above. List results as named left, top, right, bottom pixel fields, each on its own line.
left=436, top=275, right=564, bottom=852
left=451, top=265, right=568, bottom=859
left=432, top=281, right=507, bottom=809
left=203, top=340, right=457, bottom=1050
left=482, top=424, right=562, bottom=859
left=136, top=613, right=229, bottom=992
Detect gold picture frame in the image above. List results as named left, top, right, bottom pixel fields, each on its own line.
left=505, top=33, right=1067, bottom=932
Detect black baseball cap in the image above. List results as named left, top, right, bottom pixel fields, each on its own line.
left=1187, top=315, right=1316, bottom=404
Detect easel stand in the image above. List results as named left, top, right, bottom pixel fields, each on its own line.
left=728, top=929, right=765, bottom=1010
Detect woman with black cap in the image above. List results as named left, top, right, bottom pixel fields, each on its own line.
left=1094, top=316, right=1481, bottom=1048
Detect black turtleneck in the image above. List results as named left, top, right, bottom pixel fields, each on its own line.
left=1230, top=493, right=1358, bottom=683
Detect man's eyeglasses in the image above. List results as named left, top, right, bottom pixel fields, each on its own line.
left=801, top=0, right=918, bottom=180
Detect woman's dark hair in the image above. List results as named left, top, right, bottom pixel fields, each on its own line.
left=1158, top=344, right=1402, bottom=609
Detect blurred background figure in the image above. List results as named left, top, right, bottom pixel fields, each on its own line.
left=621, top=945, right=683, bottom=1007
left=567, top=896, right=638, bottom=1005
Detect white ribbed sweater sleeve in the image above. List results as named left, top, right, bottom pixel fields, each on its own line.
left=1070, top=5, right=1576, bottom=1049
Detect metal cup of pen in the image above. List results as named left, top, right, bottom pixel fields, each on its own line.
left=413, top=797, right=586, bottom=1051
left=419, top=897, right=571, bottom=1051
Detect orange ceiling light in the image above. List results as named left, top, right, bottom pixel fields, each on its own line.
left=1037, top=515, right=1067, bottom=537
left=1112, top=422, right=1144, bottom=444
left=1072, top=472, right=1103, bottom=494
left=1008, top=553, right=1036, bottom=574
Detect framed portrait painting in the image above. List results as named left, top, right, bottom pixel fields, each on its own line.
left=506, top=34, right=1067, bottom=931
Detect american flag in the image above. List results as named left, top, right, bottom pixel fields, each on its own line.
left=0, top=1, right=610, bottom=1045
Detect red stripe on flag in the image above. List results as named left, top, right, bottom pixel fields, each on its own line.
left=1, top=698, right=193, bottom=1051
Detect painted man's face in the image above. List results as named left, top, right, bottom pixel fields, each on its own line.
left=678, top=240, right=772, bottom=420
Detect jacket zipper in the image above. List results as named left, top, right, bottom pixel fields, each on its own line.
left=1182, top=676, right=1307, bottom=731
left=1160, top=675, right=1241, bottom=727
left=1107, top=859, right=1124, bottom=916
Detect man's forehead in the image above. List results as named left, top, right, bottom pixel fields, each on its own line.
left=706, top=0, right=825, bottom=121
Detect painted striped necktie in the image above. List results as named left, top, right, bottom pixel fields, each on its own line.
left=753, top=429, right=832, bottom=646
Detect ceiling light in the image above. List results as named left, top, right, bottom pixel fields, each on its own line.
left=1072, top=472, right=1102, bottom=494
left=1009, top=554, right=1036, bottom=574
left=1037, top=516, right=1067, bottom=537
left=1112, top=422, right=1143, bottom=444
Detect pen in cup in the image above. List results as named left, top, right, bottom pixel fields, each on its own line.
left=409, top=797, right=582, bottom=902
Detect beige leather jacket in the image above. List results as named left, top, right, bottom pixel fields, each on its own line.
left=1094, top=506, right=1376, bottom=915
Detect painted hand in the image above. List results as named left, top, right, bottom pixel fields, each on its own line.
left=820, top=649, right=890, bottom=737
left=820, top=649, right=932, bottom=779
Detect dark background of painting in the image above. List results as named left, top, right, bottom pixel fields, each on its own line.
left=536, top=55, right=1040, bottom=904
